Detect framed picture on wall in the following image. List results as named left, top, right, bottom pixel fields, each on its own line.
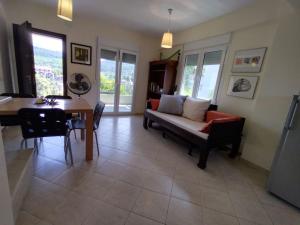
left=232, top=47, right=267, bottom=73
left=71, top=43, right=92, bottom=65
left=227, top=75, right=258, bottom=99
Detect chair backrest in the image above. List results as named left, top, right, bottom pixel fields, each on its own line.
left=93, top=101, right=105, bottom=130
left=45, top=95, right=72, bottom=99
left=0, top=93, right=34, bottom=98
left=18, top=108, right=67, bottom=139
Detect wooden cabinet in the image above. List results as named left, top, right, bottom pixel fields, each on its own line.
left=147, top=60, right=178, bottom=99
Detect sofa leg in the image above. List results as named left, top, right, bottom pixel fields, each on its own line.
left=197, top=148, right=209, bottom=169
left=162, top=131, right=166, bottom=138
left=229, top=138, right=241, bottom=158
left=148, top=120, right=153, bottom=128
left=143, top=116, right=148, bottom=130
left=188, top=145, right=193, bottom=156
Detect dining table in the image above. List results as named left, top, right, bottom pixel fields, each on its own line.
left=0, top=97, right=94, bottom=161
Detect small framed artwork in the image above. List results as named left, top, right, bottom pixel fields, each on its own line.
left=232, top=47, right=267, bottom=73
left=227, top=75, right=258, bottom=99
left=71, top=43, right=92, bottom=65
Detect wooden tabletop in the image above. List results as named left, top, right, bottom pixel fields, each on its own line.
left=0, top=98, right=93, bottom=115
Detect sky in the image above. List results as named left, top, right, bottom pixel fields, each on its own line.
left=31, top=33, right=62, bottom=52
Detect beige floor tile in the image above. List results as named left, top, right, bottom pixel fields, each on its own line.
left=95, top=160, right=126, bottom=179
left=264, top=204, right=300, bottom=225
left=72, top=172, right=114, bottom=200
left=166, top=197, right=203, bottom=225
left=201, top=187, right=235, bottom=216
left=141, top=171, right=173, bottom=195
left=46, top=192, right=99, bottom=225
left=125, top=213, right=163, bottom=225
left=133, top=190, right=170, bottom=223
left=171, top=179, right=202, bottom=205
left=16, top=211, right=40, bottom=225
left=238, top=218, right=268, bottom=225
left=118, top=165, right=145, bottom=186
left=82, top=199, right=129, bottom=225
left=34, top=160, right=68, bottom=182
left=232, top=198, right=272, bottom=225
left=103, top=180, right=141, bottom=210
left=53, top=167, right=89, bottom=189
left=202, top=207, right=239, bottom=225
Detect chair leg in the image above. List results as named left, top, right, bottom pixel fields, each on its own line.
left=94, top=131, right=99, bottom=156
left=73, top=130, right=77, bottom=140
left=25, top=139, right=28, bottom=149
left=20, top=139, right=24, bottom=149
left=34, top=138, right=39, bottom=153
left=68, top=137, right=74, bottom=165
left=64, top=136, right=69, bottom=163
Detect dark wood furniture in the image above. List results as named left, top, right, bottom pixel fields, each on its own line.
left=147, top=60, right=178, bottom=99
left=143, top=105, right=245, bottom=169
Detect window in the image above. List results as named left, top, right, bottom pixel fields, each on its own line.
left=31, top=29, right=67, bottom=97
left=180, top=46, right=226, bottom=102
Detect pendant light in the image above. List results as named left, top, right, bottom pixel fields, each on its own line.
left=161, top=8, right=173, bottom=49
left=57, top=0, right=73, bottom=21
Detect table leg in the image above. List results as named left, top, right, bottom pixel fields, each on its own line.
left=80, top=112, right=85, bottom=140
left=85, top=110, right=93, bottom=161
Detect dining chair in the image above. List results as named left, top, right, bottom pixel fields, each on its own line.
left=18, top=108, right=74, bottom=165
left=0, top=93, right=34, bottom=126
left=67, top=102, right=105, bottom=155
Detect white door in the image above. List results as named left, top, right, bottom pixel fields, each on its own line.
left=100, top=48, right=137, bottom=114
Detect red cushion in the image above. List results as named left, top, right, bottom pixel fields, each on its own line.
left=205, top=111, right=238, bottom=123
left=150, top=99, right=160, bottom=111
left=201, top=114, right=241, bottom=134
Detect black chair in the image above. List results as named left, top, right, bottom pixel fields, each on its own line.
left=68, top=102, right=105, bottom=155
left=0, top=93, right=34, bottom=126
left=18, top=108, right=73, bottom=165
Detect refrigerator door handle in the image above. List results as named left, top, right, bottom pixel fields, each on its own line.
left=288, top=101, right=299, bottom=130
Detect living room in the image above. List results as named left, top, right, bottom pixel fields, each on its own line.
left=0, top=0, right=300, bottom=225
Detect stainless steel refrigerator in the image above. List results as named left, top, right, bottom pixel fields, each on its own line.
left=268, top=95, right=300, bottom=208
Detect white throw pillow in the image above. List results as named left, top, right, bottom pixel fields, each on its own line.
left=182, top=97, right=211, bottom=121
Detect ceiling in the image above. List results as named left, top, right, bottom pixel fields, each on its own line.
left=28, top=0, right=255, bottom=35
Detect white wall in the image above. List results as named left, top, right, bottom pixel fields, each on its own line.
left=3, top=0, right=160, bottom=113
left=170, top=0, right=300, bottom=170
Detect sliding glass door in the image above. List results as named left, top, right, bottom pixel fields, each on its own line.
left=100, top=48, right=137, bottom=113
left=180, top=46, right=226, bottom=102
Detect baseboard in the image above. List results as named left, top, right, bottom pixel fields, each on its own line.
left=240, top=157, right=270, bottom=175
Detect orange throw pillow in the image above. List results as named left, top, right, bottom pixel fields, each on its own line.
left=150, top=99, right=160, bottom=111
left=201, top=112, right=241, bottom=134
left=206, top=111, right=239, bottom=123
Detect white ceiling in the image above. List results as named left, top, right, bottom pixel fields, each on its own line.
left=28, top=0, right=255, bottom=35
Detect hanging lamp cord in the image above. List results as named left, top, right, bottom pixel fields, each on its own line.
left=168, top=8, right=173, bottom=32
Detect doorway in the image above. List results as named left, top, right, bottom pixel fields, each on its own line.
left=99, top=48, right=137, bottom=114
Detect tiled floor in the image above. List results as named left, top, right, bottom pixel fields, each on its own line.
left=3, top=116, right=300, bottom=225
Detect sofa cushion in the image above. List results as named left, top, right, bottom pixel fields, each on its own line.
left=206, top=111, right=239, bottom=123
left=157, top=95, right=186, bottom=115
left=199, top=111, right=241, bottom=134
left=182, top=97, right=211, bottom=122
left=147, top=109, right=209, bottom=140
left=149, top=99, right=160, bottom=111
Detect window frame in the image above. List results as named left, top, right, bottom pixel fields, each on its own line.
left=31, top=28, right=68, bottom=96
left=179, top=44, right=227, bottom=103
